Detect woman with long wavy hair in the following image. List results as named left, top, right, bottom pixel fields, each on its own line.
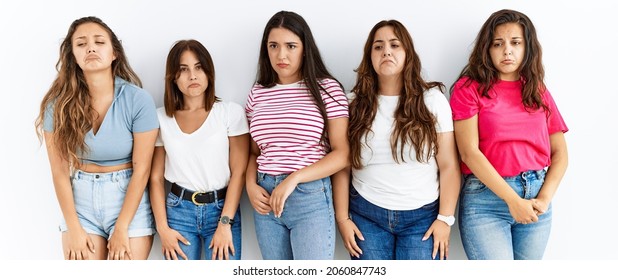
left=333, top=19, right=460, bottom=260
left=36, top=16, right=158, bottom=260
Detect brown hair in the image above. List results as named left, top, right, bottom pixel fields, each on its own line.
left=349, top=20, right=445, bottom=169
left=450, top=9, right=549, bottom=112
left=164, top=39, right=219, bottom=117
left=35, top=16, right=141, bottom=165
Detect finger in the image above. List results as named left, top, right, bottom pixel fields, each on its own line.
left=432, top=242, right=439, bottom=260
left=354, top=228, right=365, bottom=241
left=350, top=241, right=363, bottom=257
left=126, top=250, right=133, bottom=260
left=224, top=245, right=230, bottom=260
left=230, top=244, right=236, bottom=257
left=422, top=228, right=433, bottom=241
left=87, top=238, right=96, bottom=254
left=178, top=248, right=188, bottom=260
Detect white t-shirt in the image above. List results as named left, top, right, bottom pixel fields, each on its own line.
left=156, top=101, right=249, bottom=192
left=351, top=88, right=454, bottom=210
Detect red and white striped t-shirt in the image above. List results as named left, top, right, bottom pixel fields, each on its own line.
left=245, top=78, right=349, bottom=175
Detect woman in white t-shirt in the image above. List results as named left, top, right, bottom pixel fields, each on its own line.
left=149, top=39, right=249, bottom=260
left=333, top=20, right=460, bottom=260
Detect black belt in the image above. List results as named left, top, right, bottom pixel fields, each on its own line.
left=170, top=183, right=227, bottom=205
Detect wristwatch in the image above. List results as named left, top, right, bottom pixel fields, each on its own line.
left=218, top=215, right=235, bottom=225
left=437, top=214, right=455, bottom=226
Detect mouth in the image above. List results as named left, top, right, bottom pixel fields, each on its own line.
left=188, top=83, right=201, bottom=88
left=84, top=54, right=99, bottom=62
left=276, top=63, right=289, bottom=68
left=502, top=59, right=515, bottom=65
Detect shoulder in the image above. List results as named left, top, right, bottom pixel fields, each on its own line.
left=115, top=77, right=153, bottom=103
left=214, top=100, right=246, bottom=116
left=318, top=78, right=343, bottom=90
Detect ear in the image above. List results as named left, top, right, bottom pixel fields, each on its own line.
left=112, top=51, right=117, bottom=61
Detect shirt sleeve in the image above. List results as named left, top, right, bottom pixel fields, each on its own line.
left=543, top=89, right=569, bottom=134
left=43, top=102, right=54, bottom=132
left=321, top=79, right=349, bottom=119
left=449, top=78, right=480, bottom=121
left=426, top=89, right=454, bottom=133
left=132, top=89, right=159, bottom=133
left=226, top=102, right=249, bottom=136
left=245, top=87, right=256, bottom=122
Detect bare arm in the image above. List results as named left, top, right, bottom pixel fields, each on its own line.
left=270, top=117, right=350, bottom=217
left=44, top=132, right=95, bottom=259
left=107, top=128, right=158, bottom=260
left=533, top=132, right=568, bottom=213
left=332, top=165, right=364, bottom=258
left=149, top=146, right=189, bottom=260
left=245, top=138, right=272, bottom=214
left=210, top=133, right=249, bottom=260
left=423, top=131, right=461, bottom=260
left=454, top=116, right=537, bottom=223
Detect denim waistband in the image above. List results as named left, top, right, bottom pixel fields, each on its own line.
left=503, top=169, right=546, bottom=180
left=464, top=169, right=546, bottom=181
left=257, top=172, right=290, bottom=181
left=73, top=168, right=133, bottom=181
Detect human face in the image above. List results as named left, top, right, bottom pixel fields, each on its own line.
left=371, top=26, right=406, bottom=79
left=489, top=22, right=525, bottom=81
left=72, top=22, right=116, bottom=74
left=267, top=27, right=303, bottom=84
left=175, top=50, right=208, bottom=99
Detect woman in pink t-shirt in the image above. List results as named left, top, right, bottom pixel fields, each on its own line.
left=449, top=9, right=568, bottom=260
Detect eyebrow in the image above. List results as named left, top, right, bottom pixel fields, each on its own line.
left=493, top=36, right=523, bottom=41
left=373, top=38, right=400, bottom=44
left=268, top=41, right=299, bottom=45
left=74, top=35, right=106, bottom=41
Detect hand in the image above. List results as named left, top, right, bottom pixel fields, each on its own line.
left=107, top=228, right=132, bottom=260
left=209, top=223, right=235, bottom=260
left=269, top=175, right=299, bottom=218
left=506, top=197, right=539, bottom=224
left=531, top=198, right=550, bottom=215
left=246, top=182, right=272, bottom=215
left=64, top=227, right=95, bottom=260
left=158, top=226, right=189, bottom=260
left=422, top=220, right=451, bottom=260
left=337, top=218, right=364, bottom=258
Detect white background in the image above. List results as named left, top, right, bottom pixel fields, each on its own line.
left=1, top=0, right=616, bottom=261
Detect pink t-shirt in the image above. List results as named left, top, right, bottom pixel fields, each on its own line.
left=245, top=78, right=349, bottom=175
left=450, top=77, right=568, bottom=176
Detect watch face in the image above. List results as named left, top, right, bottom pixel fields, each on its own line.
left=220, top=216, right=230, bottom=224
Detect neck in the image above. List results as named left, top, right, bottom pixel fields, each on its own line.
left=85, top=71, right=114, bottom=99
left=182, top=95, right=207, bottom=111
left=378, top=75, right=402, bottom=96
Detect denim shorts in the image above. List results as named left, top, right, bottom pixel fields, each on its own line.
left=59, top=169, right=156, bottom=239
left=459, top=169, right=551, bottom=260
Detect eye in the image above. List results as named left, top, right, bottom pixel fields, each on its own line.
left=492, top=42, right=503, bottom=47
left=391, top=43, right=400, bottom=48
left=287, top=44, right=296, bottom=49
left=268, top=43, right=277, bottom=49
left=373, top=45, right=383, bottom=50
left=513, top=40, right=522, bottom=45
left=195, top=65, right=202, bottom=71
left=95, top=41, right=105, bottom=45
left=179, top=67, right=188, bottom=72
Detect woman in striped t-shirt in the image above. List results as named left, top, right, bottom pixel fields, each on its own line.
left=245, top=10, right=349, bottom=260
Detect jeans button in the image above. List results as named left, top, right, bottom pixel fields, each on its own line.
left=95, top=174, right=100, bottom=179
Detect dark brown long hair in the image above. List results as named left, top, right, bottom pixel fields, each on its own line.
left=35, top=16, right=141, bottom=165
left=164, top=39, right=219, bottom=117
left=256, top=10, right=343, bottom=145
left=450, top=9, right=549, bottom=112
left=349, top=20, right=445, bottom=169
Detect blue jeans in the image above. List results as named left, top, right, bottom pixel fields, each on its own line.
left=459, top=170, right=552, bottom=260
left=349, top=186, right=439, bottom=260
left=165, top=189, right=241, bottom=260
left=253, top=172, right=335, bottom=260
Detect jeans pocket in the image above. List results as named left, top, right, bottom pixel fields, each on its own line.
left=296, top=178, right=326, bottom=194
left=462, top=176, right=487, bottom=194
left=166, top=192, right=182, bottom=207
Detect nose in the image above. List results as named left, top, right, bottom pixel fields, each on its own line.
left=87, top=44, right=95, bottom=53
left=189, top=70, right=197, bottom=80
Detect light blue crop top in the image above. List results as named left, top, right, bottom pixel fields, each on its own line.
left=44, top=77, right=159, bottom=166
